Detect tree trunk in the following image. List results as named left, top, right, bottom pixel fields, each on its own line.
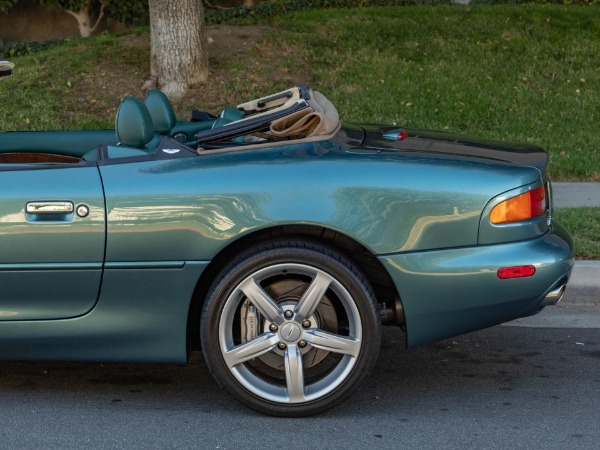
left=65, top=3, right=105, bottom=38
left=146, top=0, right=209, bottom=100
left=65, top=6, right=93, bottom=37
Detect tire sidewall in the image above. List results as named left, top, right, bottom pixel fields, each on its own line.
left=201, top=242, right=381, bottom=417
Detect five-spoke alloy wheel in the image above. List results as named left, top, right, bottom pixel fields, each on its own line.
left=201, top=242, right=381, bottom=416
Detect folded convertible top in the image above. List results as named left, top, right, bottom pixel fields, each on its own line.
left=195, top=85, right=340, bottom=144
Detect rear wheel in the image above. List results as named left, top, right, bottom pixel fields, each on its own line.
left=200, top=242, right=381, bottom=416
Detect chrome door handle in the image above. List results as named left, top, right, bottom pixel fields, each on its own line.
left=26, top=201, right=74, bottom=214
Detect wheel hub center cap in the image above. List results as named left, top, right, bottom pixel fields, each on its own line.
left=280, top=322, right=301, bottom=343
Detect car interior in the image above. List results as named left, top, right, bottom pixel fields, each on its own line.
left=0, top=84, right=340, bottom=165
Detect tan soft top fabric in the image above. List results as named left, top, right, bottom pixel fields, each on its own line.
left=269, top=90, right=340, bottom=139
left=237, top=86, right=302, bottom=112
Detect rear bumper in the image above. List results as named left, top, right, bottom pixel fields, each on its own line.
left=379, top=221, right=574, bottom=348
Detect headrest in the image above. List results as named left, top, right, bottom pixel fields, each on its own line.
left=211, top=117, right=233, bottom=129
left=116, top=97, right=154, bottom=148
left=145, top=90, right=176, bottom=134
left=220, top=107, right=244, bottom=122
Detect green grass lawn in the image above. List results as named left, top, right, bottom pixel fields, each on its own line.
left=0, top=33, right=148, bottom=130
left=270, top=5, right=600, bottom=181
left=554, top=208, right=600, bottom=260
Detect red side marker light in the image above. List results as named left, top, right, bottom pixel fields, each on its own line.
left=497, top=265, right=536, bottom=279
left=383, top=129, right=409, bottom=141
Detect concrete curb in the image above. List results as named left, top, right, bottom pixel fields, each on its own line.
left=551, top=183, right=599, bottom=305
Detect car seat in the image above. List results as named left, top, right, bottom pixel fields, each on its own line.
left=145, top=89, right=176, bottom=148
left=220, top=106, right=245, bottom=122
left=144, top=89, right=216, bottom=145
left=83, top=97, right=155, bottom=161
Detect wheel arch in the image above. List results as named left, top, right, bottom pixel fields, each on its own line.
left=186, top=225, right=405, bottom=351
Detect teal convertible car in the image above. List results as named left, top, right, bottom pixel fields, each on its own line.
left=0, top=79, right=574, bottom=416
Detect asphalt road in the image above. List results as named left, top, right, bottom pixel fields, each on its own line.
left=0, top=311, right=598, bottom=449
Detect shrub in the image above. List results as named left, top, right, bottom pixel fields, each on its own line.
left=0, top=39, right=65, bottom=57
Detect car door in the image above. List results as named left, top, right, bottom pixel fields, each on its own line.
left=0, top=163, right=105, bottom=320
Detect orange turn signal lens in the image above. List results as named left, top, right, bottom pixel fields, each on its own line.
left=490, top=185, right=546, bottom=224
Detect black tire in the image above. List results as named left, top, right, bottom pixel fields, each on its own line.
left=200, top=241, right=381, bottom=417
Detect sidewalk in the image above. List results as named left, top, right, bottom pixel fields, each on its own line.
left=553, top=182, right=600, bottom=208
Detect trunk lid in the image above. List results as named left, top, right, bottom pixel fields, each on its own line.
left=358, top=124, right=548, bottom=172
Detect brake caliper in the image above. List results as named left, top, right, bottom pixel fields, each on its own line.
left=240, top=300, right=259, bottom=343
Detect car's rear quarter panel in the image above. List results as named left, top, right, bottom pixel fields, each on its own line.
left=99, top=140, right=542, bottom=261
left=95, top=139, right=555, bottom=355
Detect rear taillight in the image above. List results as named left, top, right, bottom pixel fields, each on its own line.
left=490, top=185, right=546, bottom=224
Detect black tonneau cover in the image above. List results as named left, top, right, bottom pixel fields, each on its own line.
left=361, top=124, right=548, bottom=171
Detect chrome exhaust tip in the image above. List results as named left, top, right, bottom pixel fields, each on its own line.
left=541, top=284, right=566, bottom=306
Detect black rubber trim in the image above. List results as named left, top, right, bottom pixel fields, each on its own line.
left=297, top=83, right=311, bottom=101
left=257, top=91, right=293, bottom=108
left=98, top=144, right=108, bottom=161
